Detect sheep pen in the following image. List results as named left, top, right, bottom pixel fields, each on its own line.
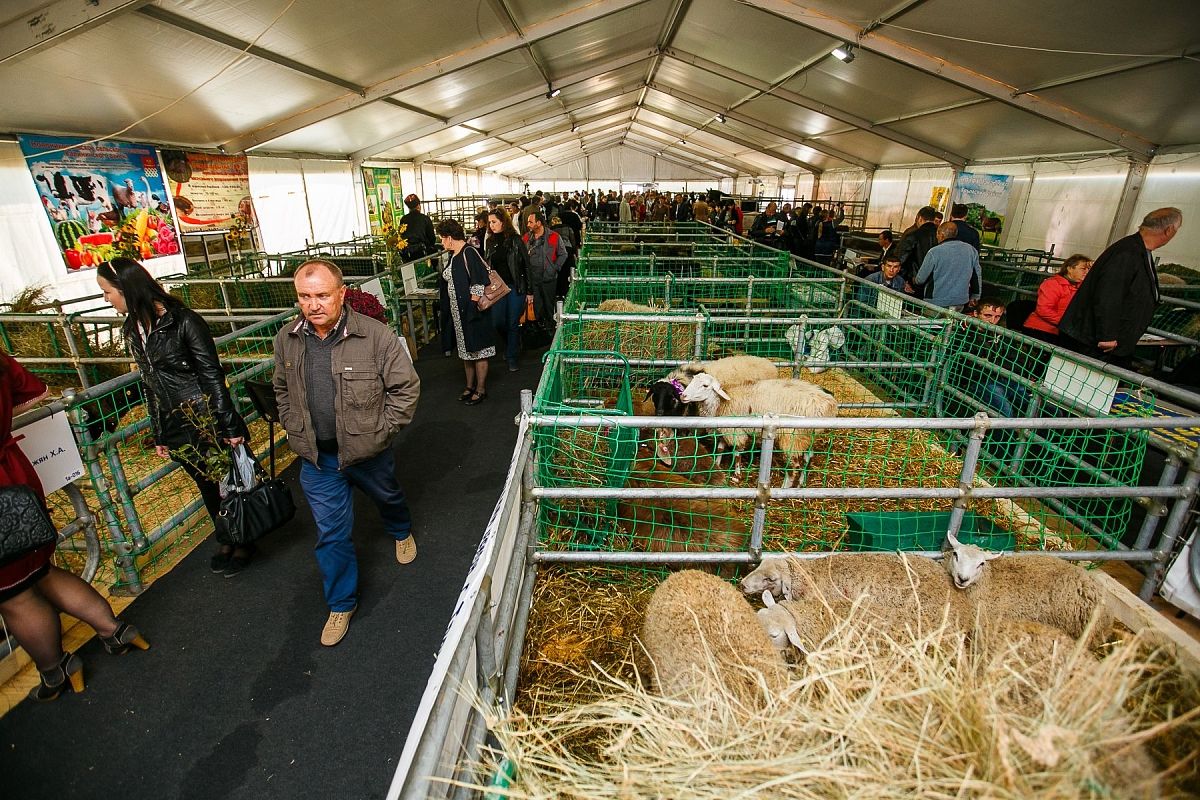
left=491, top=566, right=1200, bottom=799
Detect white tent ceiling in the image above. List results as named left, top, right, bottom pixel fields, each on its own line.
left=2, top=0, right=1198, bottom=180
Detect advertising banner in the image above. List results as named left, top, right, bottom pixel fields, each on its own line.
left=362, top=167, right=403, bottom=235
left=952, top=172, right=1013, bottom=246
left=19, top=134, right=181, bottom=271
left=160, top=150, right=256, bottom=241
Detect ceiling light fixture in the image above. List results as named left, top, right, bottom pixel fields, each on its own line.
left=547, top=86, right=561, bottom=98
left=831, top=43, right=855, bottom=63
left=679, top=139, right=686, bottom=145
left=715, top=113, right=726, bottom=124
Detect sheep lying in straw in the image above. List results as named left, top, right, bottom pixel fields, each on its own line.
left=943, top=531, right=1113, bottom=647
left=740, top=553, right=959, bottom=607
left=679, top=374, right=838, bottom=487
left=640, top=570, right=788, bottom=705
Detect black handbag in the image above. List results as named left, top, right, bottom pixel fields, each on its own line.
left=218, top=446, right=296, bottom=545
left=0, top=485, right=58, bottom=564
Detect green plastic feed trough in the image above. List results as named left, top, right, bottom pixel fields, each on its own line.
left=844, top=511, right=1016, bottom=552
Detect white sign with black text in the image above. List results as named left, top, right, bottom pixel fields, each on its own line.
left=13, top=413, right=85, bottom=493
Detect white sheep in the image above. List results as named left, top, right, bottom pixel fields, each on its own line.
left=740, top=553, right=966, bottom=610
left=640, top=569, right=789, bottom=706
left=648, top=354, right=778, bottom=467
left=943, top=532, right=1113, bottom=647
left=678, top=374, right=838, bottom=487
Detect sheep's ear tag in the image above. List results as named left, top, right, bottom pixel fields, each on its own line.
left=785, top=625, right=807, bottom=654
left=656, top=440, right=673, bottom=467
left=761, top=590, right=775, bottom=607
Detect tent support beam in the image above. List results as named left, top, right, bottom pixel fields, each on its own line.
left=1108, top=161, right=1148, bottom=246
left=426, top=91, right=640, bottom=160
left=647, top=84, right=876, bottom=170
left=220, top=0, right=655, bottom=153
left=632, top=117, right=805, bottom=175
left=454, top=106, right=637, bottom=167
left=1015, top=47, right=1200, bottom=96
left=621, top=142, right=736, bottom=177
left=626, top=126, right=773, bottom=176
left=643, top=104, right=828, bottom=173
left=664, top=49, right=964, bottom=167
left=739, top=0, right=1158, bottom=161
left=349, top=49, right=657, bottom=161
left=1, top=0, right=152, bottom=65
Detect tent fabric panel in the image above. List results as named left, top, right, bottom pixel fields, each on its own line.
left=652, top=59, right=759, bottom=110
left=393, top=59, right=543, bottom=119
left=161, top=0, right=512, bottom=89
left=261, top=104, right=432, bottom=156
left=879, top=0, right=1199, bottom=91
left=886, top=102, right=1114, bottom=161
left=1038, top=61, right=1200, bottom=148
left=806, top=129, right=932, bottom=167
left=533, top=0, right=669, bottom=71
left=300, top=159, right=364, bottom=243
left=736, top=95, right=847, bottom=139
left=671, top=0, right=837, bottom=82
left=1127, top=158, right=1200, bottom=268
left=781, top=51, right=982, bottom=127
left=0, top=12, right=342, bottom=148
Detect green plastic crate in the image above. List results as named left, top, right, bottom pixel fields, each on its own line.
left=843, top=511, right=1016, bottom=552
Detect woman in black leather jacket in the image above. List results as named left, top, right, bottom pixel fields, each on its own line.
left=96, top=258, right=251, bottom=575
left=484, top=208, right=530, bottom=372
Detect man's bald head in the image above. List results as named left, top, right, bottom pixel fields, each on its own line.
left=295, top=259, right=344, bottom=286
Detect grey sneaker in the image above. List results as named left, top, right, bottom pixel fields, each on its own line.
left=320, top=608, right=355, bottom=646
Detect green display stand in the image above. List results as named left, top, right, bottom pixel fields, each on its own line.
left=844, top=511, right=1016, bottom=552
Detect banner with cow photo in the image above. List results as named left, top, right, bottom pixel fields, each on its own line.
left=161, top=150, right=257, bottom=248
left=18, top=134, right=181, bottom=272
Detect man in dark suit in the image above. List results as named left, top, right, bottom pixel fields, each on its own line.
left=896, top=206, right=939, bottom=298
left=1058, top=207, right=1183, bottom=370
left=949, top=203, right=981, bottom=251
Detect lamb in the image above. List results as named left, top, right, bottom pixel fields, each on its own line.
left=943, top=532, right=1113, bottom=647
left=647, top=354, right=778, bottom=418
left=640, top=569, right=789, bottom=705
left=679, top=374, right=838, bottom=487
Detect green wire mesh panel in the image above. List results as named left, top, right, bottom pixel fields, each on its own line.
left=534, top=351, right=639, bottom=550
left=555, top=313, right=702, bottom=367
left=532, top=284, right=1168, bottom=573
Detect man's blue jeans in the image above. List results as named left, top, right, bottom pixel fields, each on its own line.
left=299, top=448, right=412, bottom=612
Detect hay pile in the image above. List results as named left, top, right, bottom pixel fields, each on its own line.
left=580, top=299, right=693, bottom=361
left=2, top=286, right=129, bottom=390
left=479, top=569, right=1200, bottom=798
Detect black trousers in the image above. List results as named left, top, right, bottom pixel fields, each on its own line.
left=175, top=456, right=228, bottom=544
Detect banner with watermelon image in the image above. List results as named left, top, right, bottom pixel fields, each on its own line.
left=160, top=150, right=257, bottom=244
left=18, top=134, right=181, bottom=272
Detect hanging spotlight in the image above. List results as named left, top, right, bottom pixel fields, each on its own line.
left=831, top=43, right=855, bottom=63
left=679, top=139, right=686, bottom=145
left=546, top=85, right=561, bottom=98
left=715, top=113, right=727, bottom=124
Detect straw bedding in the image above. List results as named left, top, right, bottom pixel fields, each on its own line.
left=485, top=567, right=1200, bottom=798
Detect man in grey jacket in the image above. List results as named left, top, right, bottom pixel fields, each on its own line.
left=523, top=211, right=567, bottom=332
left=914, top=222, right=982, bottom=311
left=273, top=260, right=421, bottom=646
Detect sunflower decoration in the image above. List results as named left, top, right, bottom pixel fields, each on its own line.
left=380, top=219, right=408, bottom=254
left=225, top=213, right=254, bottom=247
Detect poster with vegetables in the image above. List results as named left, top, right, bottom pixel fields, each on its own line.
left=160, top=150, right=256, bottom=247
left=362, top=167, right=402, bottom=235
left=19, top=134, right=180, bottom=271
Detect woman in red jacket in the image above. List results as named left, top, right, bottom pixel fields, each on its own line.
left=1023, top=254, right=1093, bottom=344
left=0, top=353, right=148, bottom=702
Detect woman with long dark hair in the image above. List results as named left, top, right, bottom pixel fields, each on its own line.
left=435, top=219, right=494, bottom=404
left=484, top=208, right=529, bottom=372
left=96, top=258, right=251, bottom=575
left=0, top=352, right=147, bottom=702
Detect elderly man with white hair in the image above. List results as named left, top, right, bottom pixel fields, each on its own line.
left=1059, top=207, right=1183, bottom=370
